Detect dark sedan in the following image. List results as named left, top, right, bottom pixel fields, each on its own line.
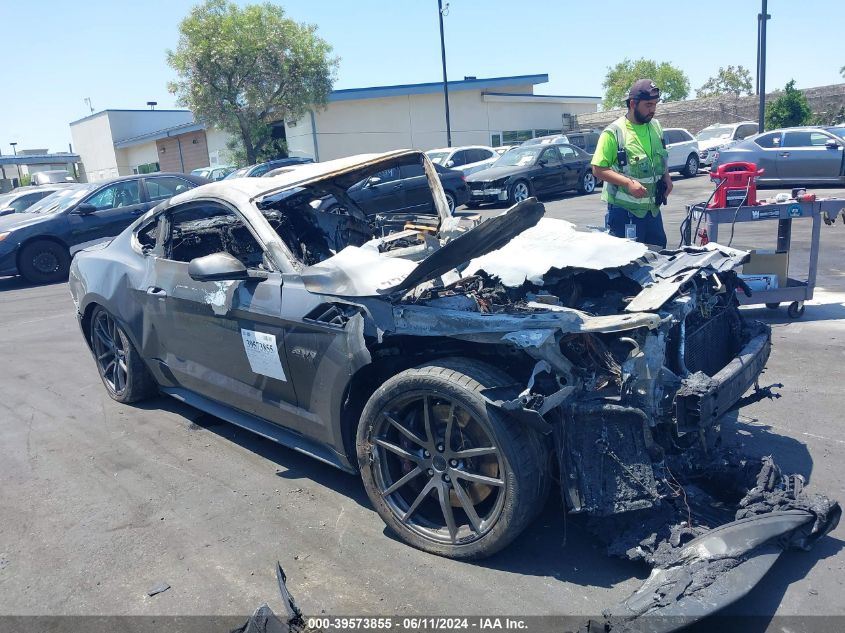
left=712, top=127, right=845, bottom=185
left=224, top=157, right=314, bottom=179
left=465, top=143, right=596, bottom=207
left=0, top=172, right=207, bottom=283
left=318, top=161, right=469, bottom=218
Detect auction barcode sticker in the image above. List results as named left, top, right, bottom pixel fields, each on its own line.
left=240, top=329, right=287, bottom=381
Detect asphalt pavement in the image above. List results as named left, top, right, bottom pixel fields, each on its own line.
left=1, top=174, right=844, bottom=629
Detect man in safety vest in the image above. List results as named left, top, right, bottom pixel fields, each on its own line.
left=591, top=79, right=672, bottom=248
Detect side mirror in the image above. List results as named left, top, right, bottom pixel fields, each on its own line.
left=76, top=203, right=97, bottom=215
left=445, top=160, right=455, bottom=168
left=538, top=158, right=548, bottom=167
left=0, top=207, right=13, bottom=217
left=825, top=139, right=841, bottom=149
left=188, top=252, right=267, bottom=282
left=365, top=176, right=382, bottom=188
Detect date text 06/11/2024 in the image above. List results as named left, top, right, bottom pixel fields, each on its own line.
left=306, top=617, right=529, bottom=630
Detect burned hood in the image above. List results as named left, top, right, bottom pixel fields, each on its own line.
left=301, top=198, right=544, bottom=297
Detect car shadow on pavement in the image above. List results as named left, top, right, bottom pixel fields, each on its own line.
left=134, top=395, right=372, bottom=509
left=0, top=275, right=67, bottom=292
left=742, top=302, right=845, bottom=324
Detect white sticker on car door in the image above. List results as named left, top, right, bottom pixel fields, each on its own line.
left=240, top=329, right=287, bottom=381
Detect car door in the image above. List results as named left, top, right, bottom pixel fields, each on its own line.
left=777, top=130, right=844, bottom=180
left=556, top=145, right=584, bottom=189
left=746, top=132, right=782, bottom=176
left=67, top=179, right=146, bottom=254
left=663, top=130, right=683, bottom=168
left=446, top=149, right=469, bottom=170
left=463, top=148, right=496, bottom=175
left=348, top=166, right=405, bottom=216
left=397, top=163, right=434, bottom=214
left=144, top=200, right=300, bottom=425
left=533, top=146, right=565, bottom=193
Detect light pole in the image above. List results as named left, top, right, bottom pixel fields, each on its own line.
left=10, top=143, right=17, bottom=156
left=757, top=0, right=770, bottom=130
left=437, top=0, right=452, bottom=148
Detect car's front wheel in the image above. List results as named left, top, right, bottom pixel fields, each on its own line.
left=444, top=191, right=456, bottom=213
left=90, top=306, right=157, bottom=403
left=357, top=358, right=549, bottom=559
left=18, top=239, right=70, bottom=284
left=508, top=180, right=531, bottom=205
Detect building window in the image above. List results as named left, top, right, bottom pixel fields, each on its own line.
left=136, top=162, right=160, bottom=175
left=491, top=134, right=501, bottom=147
left=502, top=130, right=534, bottom=144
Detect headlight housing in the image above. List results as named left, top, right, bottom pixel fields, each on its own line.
left=0, top=232, right=10, bottom=242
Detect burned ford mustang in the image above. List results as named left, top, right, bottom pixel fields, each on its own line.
left=69, top=150, right=838, bottom=629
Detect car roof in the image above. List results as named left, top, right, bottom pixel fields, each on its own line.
left=170, top=150, right=426, bottom=205
left=427, top=145, right=494, bottom=152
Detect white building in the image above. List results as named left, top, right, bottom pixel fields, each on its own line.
left=69, top=110, right=234, bottom=182
left=284, top=73, right=601, bottom=161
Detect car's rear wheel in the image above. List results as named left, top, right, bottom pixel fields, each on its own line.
left=444, top=191, right=456, bottom=213
left=579, top=170, right=597, bottom=194
left=682, top=153, right=700, bottom=178
left=465, top=201, right=481, bottom=209
left=357, top=358, right=549, bottom=559
left=90, top=306, right=157, bottom=403
left=508, top=180, right=531, bottom=205
left=18, top=240, right=70, bottom=284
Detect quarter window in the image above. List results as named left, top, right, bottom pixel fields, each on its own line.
left=557, top=145, right=577, bottom=159
left=146, top=176, right=193, bottom=202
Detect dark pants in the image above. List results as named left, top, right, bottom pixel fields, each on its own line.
left=605, top=204, right=667, bottom=248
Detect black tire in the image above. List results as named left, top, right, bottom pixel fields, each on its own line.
left=18, top=240, right=70, bottom=284
left=508, top=180, right=531, bottom=205
left=765, top=302, right=780, bottom=310
left=465, top=201, right=481, bottom=210
left=787, top=301, right=805, bottom=319
left=444, top=191, right=456, bottom=213
left=578, top=170, right=597, bottom=194
left=681, top=153, right=700, bottom=178
left=357, top=357, right=549, bottom=559
left=89, top=306, right=158, bottom=403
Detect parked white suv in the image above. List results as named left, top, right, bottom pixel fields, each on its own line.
left=663, top=128, right=700, bottom=177
left=696, top=121, right=759, bottom=167
left=425, top=146, right=498, bottom=176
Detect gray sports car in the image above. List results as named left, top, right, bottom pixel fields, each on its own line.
left=69, top=150, right=837, bottom=628
left=712, top=126, right=845, bottom=185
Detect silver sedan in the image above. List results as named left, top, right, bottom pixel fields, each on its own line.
left=712, top=126, right=845, bottom=185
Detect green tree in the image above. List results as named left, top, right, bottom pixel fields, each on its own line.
left=167, top=0, right=338, bottom=165
left=696, top=65, right=753, bottom=98
left=764, top=80, right=811, bottom=129
left=601, top=58, right=690, bottom=109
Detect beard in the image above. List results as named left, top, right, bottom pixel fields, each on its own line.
left=633, top=108, right=654, bottom=124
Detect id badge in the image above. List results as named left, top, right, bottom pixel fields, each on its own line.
left=625, top=223, right=637, bottom=240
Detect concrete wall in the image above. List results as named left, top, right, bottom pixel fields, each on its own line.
left=206, top=128, right=235, bottom=166
left=287, top=85, right=601, bottom=161
left=116, top=143, right=160, bottom=176
left=575, top=83, right=845, bottom=134
left=70, top=113, right=119, bottom=182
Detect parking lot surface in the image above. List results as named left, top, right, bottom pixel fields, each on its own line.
left=1, top=174, right=844, bottom=627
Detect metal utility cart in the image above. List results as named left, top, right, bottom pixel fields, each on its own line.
left=684, top=198, right=845, bottom=319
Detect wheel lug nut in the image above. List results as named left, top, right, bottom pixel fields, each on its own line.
left=449, top=459, right=458, bottom=467
left=423, top=450, right=430, bottom=458
left=437, top=444, right=444, bottom=452
left=427, top=468, right=434, bottom=476
left=443, top=474, right=450, bottom=482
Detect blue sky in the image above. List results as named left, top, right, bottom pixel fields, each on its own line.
left=2, top=0, right=842, bottom=154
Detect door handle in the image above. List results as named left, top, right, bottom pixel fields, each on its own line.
left=779, top=152, right=790, bottom=157
left=391, top=184, right=402, bottom=191
left=146, top=287, right=167, bottom=297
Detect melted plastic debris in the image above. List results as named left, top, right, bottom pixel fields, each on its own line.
left=464, top=218, right=648, bottom=287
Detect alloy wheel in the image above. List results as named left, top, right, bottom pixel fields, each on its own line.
left=583, top=172, right=596, bottom=193
left=512, top=182, right=529, bottom=202
left=369, top=393, right=506, bottom=545
left=92, top=311, right=128, bottom=395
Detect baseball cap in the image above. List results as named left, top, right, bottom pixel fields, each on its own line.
left=628, top=79, right=661, bottom=100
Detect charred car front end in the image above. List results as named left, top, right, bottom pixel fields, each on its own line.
left=69, top=150, right=838, bottom=630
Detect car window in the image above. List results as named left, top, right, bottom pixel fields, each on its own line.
left=165, top=204, right=265, bottom=268
left=782, top=131, right=831, bottom=148
left=663, top=131, right=674, bottom=145
left=9, top=191, right=50, bottom=212
left=557, top=145, right=577, bottom=159
left=399, top=164, right=424, bottom=178
left=373, top=167, right=400, bottom=183
left=476, top=149, right=494, bottom=162
left=135, top=215, right=161, bottom=253
left=146, top=176, right=193, bottom=202
left=678, top=130, right=693, bottom=142
left=449, top=151, right=468, bottom=167
left=251, top=164, right=272, bottom=177
left=754, top=132, right=781, bottom=148
left=540, top=147, right=562, bottom=165
left=737, top=124, right=758, bottom=139
left=87, top=181, right=141, bottom=210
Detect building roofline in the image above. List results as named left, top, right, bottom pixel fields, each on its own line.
left=0, top=153, right=80, bottom=165
left=328, top=74, right=549, bottom=102
left=113, top=121, right=206, bottom=148
left=69, top=109, right=192, bottom=126
left=483, top=91, right=601, bottom=100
